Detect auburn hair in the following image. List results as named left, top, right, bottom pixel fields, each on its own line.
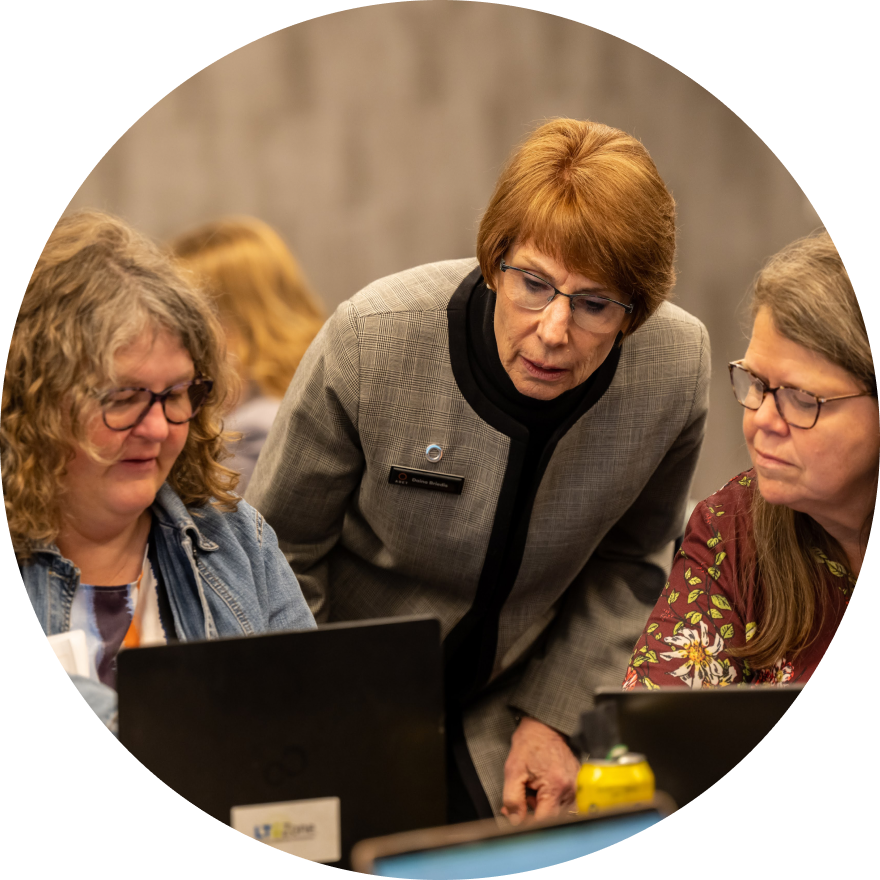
left=2, top=210, right=240, bottom=560
left=170, top=216, right=325, bottom=399
left=476, top=118, right=677, bottom=334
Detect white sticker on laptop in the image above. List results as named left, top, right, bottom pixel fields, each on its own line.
left=230, top=796, right=341, bottom=863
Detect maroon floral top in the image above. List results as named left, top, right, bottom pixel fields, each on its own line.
left=623, top=470, right=854, bottom=690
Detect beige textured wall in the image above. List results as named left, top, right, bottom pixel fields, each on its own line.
left=68, top=1, right=821, bottom=502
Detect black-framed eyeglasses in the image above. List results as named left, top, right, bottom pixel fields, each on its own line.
left=98, top=377, right=213, bottom=431
left=728, top=361, right=871, bottom=429
left=499, top=259, right=633, bottom=333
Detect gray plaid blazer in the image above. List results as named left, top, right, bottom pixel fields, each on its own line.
left=247, top=258, right=710, bottom=813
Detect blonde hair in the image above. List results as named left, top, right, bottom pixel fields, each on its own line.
left=742, top=230, right=876, bottom=667
left=2, top=210, right=240, bottom=560
left=476, top=118, right=677, bottom=335
left=170, top=217, right=325, bottom=398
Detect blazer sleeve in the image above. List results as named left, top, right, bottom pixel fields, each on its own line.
left=509, top=322, right=711, bottom=736
left=245, top=302, right=364, bottom=621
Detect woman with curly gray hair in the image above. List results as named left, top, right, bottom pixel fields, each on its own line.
left=4, top=210, right=315, bottom=729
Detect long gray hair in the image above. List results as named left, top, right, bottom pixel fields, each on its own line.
left=743, top=230, right=875, bottom=668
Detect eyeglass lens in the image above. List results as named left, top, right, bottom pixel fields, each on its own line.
left=730, top=365, right=819, bottom=428
left=504, top=268, right=626, bottom=333
left=102, top=381, right=211, bottom=430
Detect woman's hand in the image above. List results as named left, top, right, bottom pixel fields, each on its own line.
left=500, top=716, right=580, bottom=825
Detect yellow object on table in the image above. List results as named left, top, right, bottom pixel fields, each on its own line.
left=575, top=753, right=655, bottom=814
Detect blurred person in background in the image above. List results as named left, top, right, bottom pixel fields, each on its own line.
left=248, top=118, right=711, bottom=823
left=625, top=231, right=876, bottom=690
left=171, top=216, right=325, bottom=492
left=4, top=211, right=315, bottom=731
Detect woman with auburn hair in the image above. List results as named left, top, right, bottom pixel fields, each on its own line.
left=4, top=210, right=315, bottom=729
left=170, top=217, right=325, bottom=491
left=625, top=231, right=877, bottom=690
left=247, top=118, right=710, bottom=823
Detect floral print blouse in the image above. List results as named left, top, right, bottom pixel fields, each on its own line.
left=624, top=470, right=854, bottom=690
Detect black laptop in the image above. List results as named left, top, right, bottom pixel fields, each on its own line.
left=117, top=616, right=446, bottom=870
left=594, top=685, right=803, bottom=808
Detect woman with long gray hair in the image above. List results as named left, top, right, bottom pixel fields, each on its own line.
left=626, top=231, right=877, bottom=688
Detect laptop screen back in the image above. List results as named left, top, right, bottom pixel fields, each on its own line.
left=117, top=616, right=446, bottom=870
left=594, top=686, right=802, bottom=808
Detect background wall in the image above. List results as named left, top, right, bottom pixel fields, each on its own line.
left=68, top=1, right=821, bottom=502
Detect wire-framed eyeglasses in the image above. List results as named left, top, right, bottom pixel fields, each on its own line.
left=728, top=361, right=872, bottom=429
left=97, top=377, right=213, bottom=431
left=499, top=259, right=633, bottom=333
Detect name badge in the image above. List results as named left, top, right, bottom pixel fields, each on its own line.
left=388, top=465, right=464, bottom=495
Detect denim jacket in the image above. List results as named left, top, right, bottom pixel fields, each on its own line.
left=23, top=483, right=316, bottom=729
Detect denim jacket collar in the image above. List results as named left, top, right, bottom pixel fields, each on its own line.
left=150, top=484, right=219, bottom=553
left=22, top=482, right=315, bottom=648
left=29, top=484, right=221, bottom=640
